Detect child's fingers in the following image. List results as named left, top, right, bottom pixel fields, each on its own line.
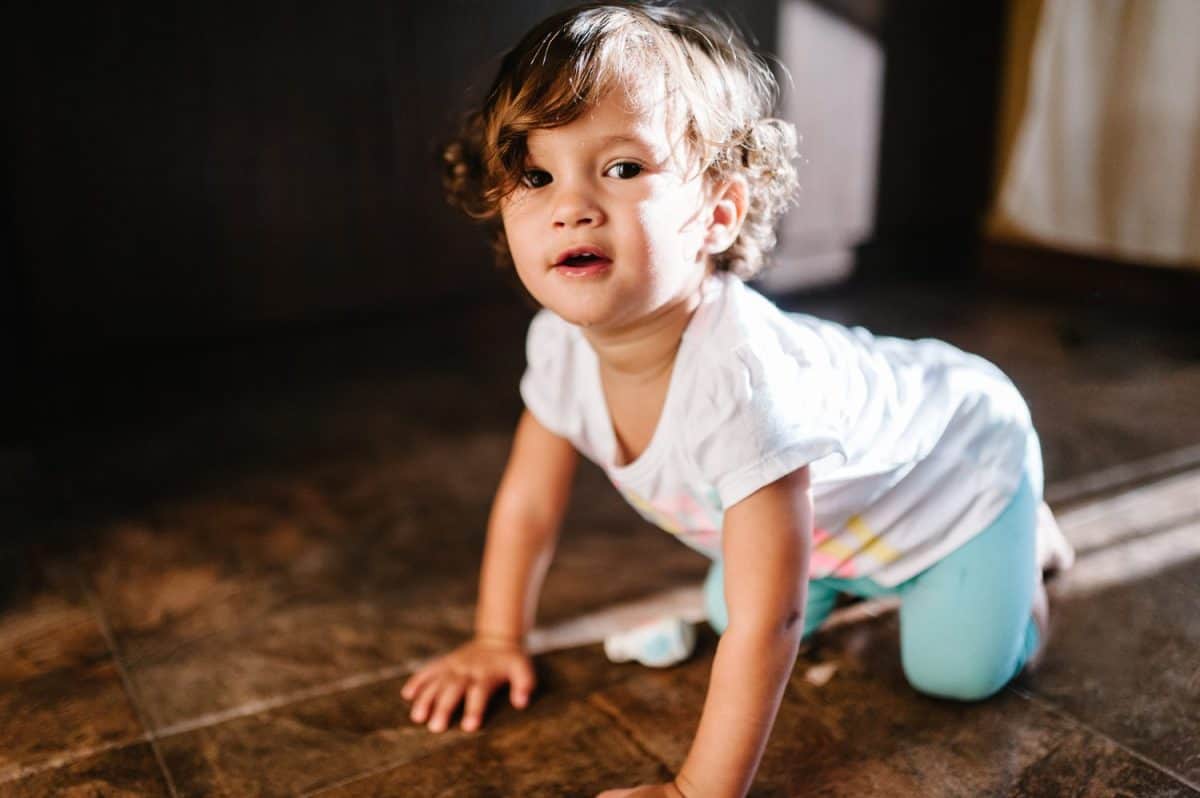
left=427, top=675, right=468, bottom=733
left=408, top=675, right=442, bottom=725
left=508, top=659, right=536, bottom=708
left=460, top=683, right=491, bottom=732
left=401, top=666, right=437, bottom=702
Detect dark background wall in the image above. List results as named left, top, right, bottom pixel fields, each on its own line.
left=7, top=2, right=777, bottom=351
left=4, top=0, right=1005, bottom=447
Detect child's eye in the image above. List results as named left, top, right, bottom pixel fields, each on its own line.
left=604, top=162, right=643, bottom=180
left=521, top=169, right=552, bottom=188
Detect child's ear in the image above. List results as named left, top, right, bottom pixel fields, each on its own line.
left=704, top=174, right=749, bottom=255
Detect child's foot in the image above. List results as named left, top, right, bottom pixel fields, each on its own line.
left=1036, top=500, right=1075, bottom=575
left=604, top=616, right=696, bottom=668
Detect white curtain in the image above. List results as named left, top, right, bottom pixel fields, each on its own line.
left=994, top=0, right=1200, bottom=269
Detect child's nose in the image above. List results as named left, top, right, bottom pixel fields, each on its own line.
left=551, top=188, right=605, bottom=228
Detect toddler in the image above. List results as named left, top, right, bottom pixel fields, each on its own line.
left=403, top=3, right=1072, bottom=796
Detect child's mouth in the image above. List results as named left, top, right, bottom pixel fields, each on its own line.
left=553, top=247, right=612, bottom=275
left=563, top=253, right=603, bottom=267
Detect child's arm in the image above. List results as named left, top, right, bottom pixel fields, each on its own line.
left=475, top=408, right=578, bottom=644
left=403, top=409, right=578, bottom=733
left=676, top=466, right=812, bottom=797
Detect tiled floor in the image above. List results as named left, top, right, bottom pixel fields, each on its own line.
left=4, top=275, right=1200, bottom=796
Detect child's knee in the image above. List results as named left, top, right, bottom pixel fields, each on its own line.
left=900, top=645, right=1013, bottom=702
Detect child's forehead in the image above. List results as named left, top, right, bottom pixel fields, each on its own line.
left=524, top=87, right=687, bottom=157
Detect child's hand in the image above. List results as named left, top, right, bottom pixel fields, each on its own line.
left=401, top=637, right=536, bottom=733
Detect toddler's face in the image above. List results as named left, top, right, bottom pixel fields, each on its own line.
left=499, top=89, right=717, bottom=333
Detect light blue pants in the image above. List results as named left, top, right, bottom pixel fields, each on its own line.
left=704, top=473, right=1041, bottom=701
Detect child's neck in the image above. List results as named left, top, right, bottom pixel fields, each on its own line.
left=584, top=291, right=701, bottom=465
left=582, top=290, right=701, bottom=386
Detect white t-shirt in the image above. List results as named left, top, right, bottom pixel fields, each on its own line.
left=520, top=272, right=1041, bottom=586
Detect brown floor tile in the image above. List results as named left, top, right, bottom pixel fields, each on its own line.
left=310, top=697, right=670, bottom=798
left=587, top=617, right=1198, bottom=797
left=0, top=743, right=169, bottom=798
left=78, top=439, right=506, bottom=731
left=154, top=643, right=633, bottom=797
left=78, top=431, right=703, bottom=733
left=0, top=569, right=145, bottom=783
left=1023, top=555, right=1200, bottom=785
left=1006, top=728, right=1199, bottom=798
left=157, top=677, right=454, bottom=798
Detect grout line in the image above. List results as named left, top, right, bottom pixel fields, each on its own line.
left=1007, top=685, right=1200, bottom=795
left=0, top=657, right=431, bottom=788
left=0, top=737, right=151, bottom=786
left=298, top=764, right=393, bottom=797
left=1046, top=443, right=1200, bottom=507
left=77, top=571, right=182, bottom=798
left=297, top=753, right=439, bottom=798
left=297, top=671, right=661, bottom=797
left=586, top=691, right=679, bottom=776
left=151, top=660, right=425, bottom=740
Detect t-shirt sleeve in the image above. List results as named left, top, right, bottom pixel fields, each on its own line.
left=518, top=309, right=577, bottom=440
left=687, top=341, right=847, bottom=509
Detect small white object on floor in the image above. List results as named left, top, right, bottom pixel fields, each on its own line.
left=603, top=616, right=697, bottom=668
left=526, top=585, right=706, bottom=656
left=804, top=662, right=839, bottom=687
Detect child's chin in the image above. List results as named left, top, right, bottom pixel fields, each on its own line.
left=556, top=308, right=607, bottom=329
left=536, top=291, right=619, bottom=329
left=553, top=303, right=621, bottom=330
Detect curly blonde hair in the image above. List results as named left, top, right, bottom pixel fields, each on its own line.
left=442, top=1, right=798, bottom=279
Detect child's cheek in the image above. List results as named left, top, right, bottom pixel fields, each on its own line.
left=642, top=195, right=703, bottom=266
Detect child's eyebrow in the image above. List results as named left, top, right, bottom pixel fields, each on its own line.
left=525, top=131, right=664, bottom=163
left=596, top=134, right=645, bottom=147
left=592, top=133, right=666, bottom=160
